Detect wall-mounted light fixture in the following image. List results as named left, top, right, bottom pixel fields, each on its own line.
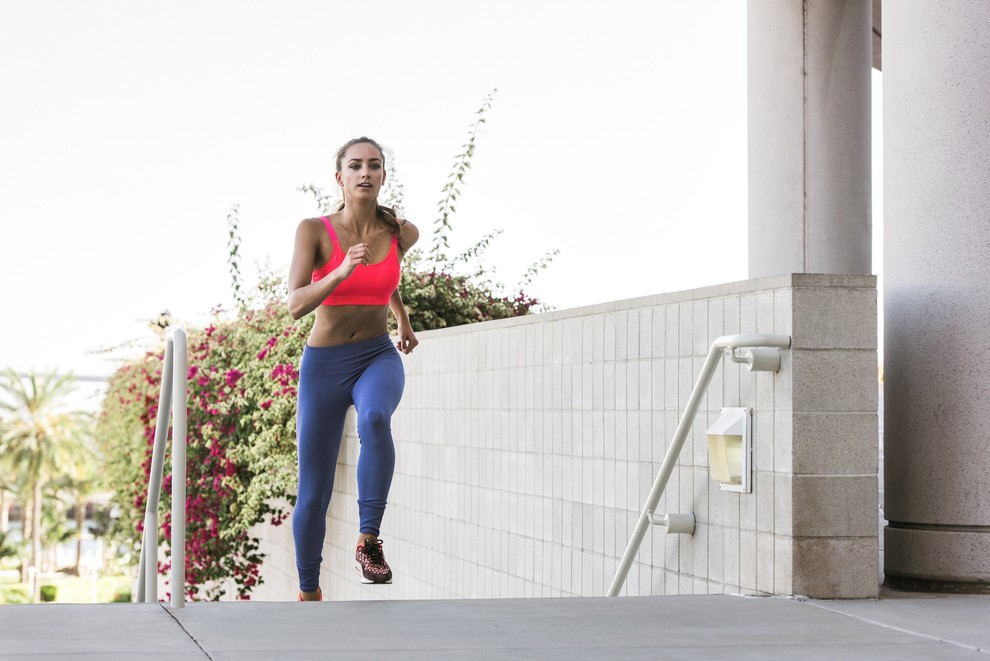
left=706, top=407, right=752, bottom=493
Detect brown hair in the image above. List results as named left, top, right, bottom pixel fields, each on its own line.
left=332, top=136, right=400, bottom=237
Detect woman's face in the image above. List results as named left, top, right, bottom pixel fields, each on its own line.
left=336, top=142, right=385, bottom=201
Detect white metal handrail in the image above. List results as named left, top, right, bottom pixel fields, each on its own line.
left=607, top=333, right=792, bottom=597
left=136, top=328, right=187, bottom=607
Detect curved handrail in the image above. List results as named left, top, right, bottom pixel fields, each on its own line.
left=607, top=334, right=791, bottom=597
left=136, top=328, right=187, bottom=608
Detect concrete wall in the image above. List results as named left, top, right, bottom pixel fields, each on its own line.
left=251, top=274, right=878, bottom=601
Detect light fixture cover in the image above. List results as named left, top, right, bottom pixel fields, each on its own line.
left=706, top=407, right=752, bottom=493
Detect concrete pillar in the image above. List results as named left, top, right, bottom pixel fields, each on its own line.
left=748, top=0, right=872, bottom=277
left=884, top=1, right=990, bottom=592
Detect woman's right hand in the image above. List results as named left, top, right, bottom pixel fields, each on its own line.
left=337, top=243, right=372, bottom=279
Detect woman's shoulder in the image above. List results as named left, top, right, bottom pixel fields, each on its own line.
left=294, top=216, right=335, bottom=246
left=299, top=212, right=341, bottom=226
left=397, top=218, right=420, bottom=249
left=297, top=213, right=339, bottom=232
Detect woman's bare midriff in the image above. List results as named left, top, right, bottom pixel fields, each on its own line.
left=308, top=304, right=391, bottom=347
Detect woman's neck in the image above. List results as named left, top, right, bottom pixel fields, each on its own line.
left=340, top=198, right=378, bottom=233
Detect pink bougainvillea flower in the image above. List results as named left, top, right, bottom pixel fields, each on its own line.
left=224, top=369, right=243, bottom=388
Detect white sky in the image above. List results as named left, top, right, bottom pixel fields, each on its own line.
left=2, top=1, right=882, bottom=382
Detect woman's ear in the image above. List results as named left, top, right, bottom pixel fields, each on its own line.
left=335, top=171, right=343, bottom=186
left=382, top=168, right=387, bottom=186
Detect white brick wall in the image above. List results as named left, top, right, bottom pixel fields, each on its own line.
left=250, top=273, right=878, bottom=601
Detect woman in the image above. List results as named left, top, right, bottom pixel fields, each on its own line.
left=287, top=136, right=419, bottom=601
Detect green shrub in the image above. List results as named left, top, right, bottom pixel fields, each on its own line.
left=397, top=251, right=543, bottom=331
left=99, top=303, right=307, bottom=600
left=112, top=590, right=132, bottom=603
left=39, top=584, right=57, bottom=602
left=0, top=585, right=30, bottom=604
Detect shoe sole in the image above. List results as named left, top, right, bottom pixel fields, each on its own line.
left=355, top=562, right=392, bottom=584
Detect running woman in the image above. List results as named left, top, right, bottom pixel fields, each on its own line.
left=287, top=136, right=419, bottom=601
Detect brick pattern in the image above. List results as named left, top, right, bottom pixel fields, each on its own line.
left=251, top=274, right=878, bottom=601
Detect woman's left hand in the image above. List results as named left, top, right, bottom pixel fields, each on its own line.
left=395, top=323, right=419, bottom=355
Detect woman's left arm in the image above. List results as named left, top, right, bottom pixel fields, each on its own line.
left=389, top=289, right=418, bottom=354
left=391, top=218, right=421, bottom=354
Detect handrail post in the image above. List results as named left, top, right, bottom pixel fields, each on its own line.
left=138, top=338, right=174, bottom=603
left=170, top=329, right=187, bottom=608
left=607, top=334, right=790, bottom=597
left=136, top=328, right=187, bottom=607
left=607, top=344, right=724, bottom=597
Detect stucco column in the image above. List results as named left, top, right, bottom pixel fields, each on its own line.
left=884, top=1, right=990, bottom=592
left=748, top=0, right=872, bottom=277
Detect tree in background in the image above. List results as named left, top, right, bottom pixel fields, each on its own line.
left=47, top=470, right=99, bottom=575
left=0, top=530, right=19, bottom=563
left=0, top=369, right=94, bottom=599
left=38, top=491, right=75, bottom=573
left=0, top=471, right=25, bottom=535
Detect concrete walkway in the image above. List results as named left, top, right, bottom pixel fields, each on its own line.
left=2, top=589, right=988, bottom=660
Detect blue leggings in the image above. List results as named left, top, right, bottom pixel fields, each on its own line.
left=292, top=334, right=404, bottom=592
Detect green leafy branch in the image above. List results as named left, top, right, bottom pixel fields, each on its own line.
left=520, top=249, right=560, bottom=287
left=297, top=184, right=339, bottom=215
left=429, top=88, right=498, bottom=275
left=227, top=205, right=245, bottom=310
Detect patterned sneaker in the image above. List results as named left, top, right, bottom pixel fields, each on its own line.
left=355, top=538, right=393, bottom=584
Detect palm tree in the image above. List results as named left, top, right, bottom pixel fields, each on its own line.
left=39, top=491, right=75, bottom=572
left=0, top=486, right=7, bottom=533
left=0, top=470, right=29, bottom=579
left=0, top=369, right=93, bottom=600
left=0, top=530, right=20, bottom=562
left=0, top=473, right=20, bottom=534
left=47, top=471, right=99, bottom=575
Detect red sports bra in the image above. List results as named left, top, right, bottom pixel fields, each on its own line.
left=312, top=216, right=400, bottom=306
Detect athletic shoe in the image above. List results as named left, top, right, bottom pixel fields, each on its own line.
left=355, top=538, right=393, bottom=584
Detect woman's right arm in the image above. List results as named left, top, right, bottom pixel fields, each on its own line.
left=287, top=219, right=369, bottom=320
